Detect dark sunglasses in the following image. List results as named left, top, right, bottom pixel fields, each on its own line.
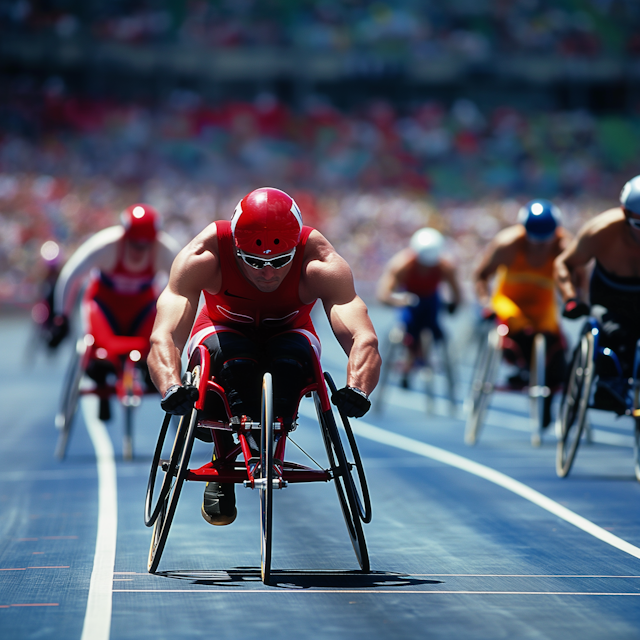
left=628, top=217, right=640, bottom=230
left=237, top=249, right=296, bottom=270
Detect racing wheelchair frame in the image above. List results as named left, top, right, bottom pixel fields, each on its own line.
left=464, top=319, right=553, bottom=448
left=556, top=317, right=640, bottom=481
left=144, top=343, right=372, bottom=585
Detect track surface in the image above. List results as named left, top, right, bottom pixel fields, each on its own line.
left=1, top=306, right=639, bottom=640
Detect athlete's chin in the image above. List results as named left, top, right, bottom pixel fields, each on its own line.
left=254, top=280, right=282, bottom=292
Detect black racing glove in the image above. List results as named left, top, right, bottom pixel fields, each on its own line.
left=161, top=384, right=199, bottom=415
left=47, top=314, right=69, bottom=349
left=562, top=298, right=590, bottom=319
left=446, top=301, right=458, bottom=315
left=331, top=386, right=371, bottom=418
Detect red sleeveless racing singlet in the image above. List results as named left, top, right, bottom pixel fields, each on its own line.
left=402, top=258, right=442, bottom=297
left=196, top=220, right=317, bottom=338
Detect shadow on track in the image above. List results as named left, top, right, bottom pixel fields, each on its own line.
left=154, top=569, right=442, bottom=589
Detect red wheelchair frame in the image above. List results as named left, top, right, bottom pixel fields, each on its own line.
left=54, top=300, right=156, bottom=460
left=145, top=343, right=371, bottom=585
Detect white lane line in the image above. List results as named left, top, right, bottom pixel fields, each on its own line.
left=298, top=404, right=640, bottom=561
left=81, top=397, right=117, bottom=640
left=112, top=589, right=640, bottom=596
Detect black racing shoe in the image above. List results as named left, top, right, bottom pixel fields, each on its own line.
left=201, top=482, right=237, bottom=526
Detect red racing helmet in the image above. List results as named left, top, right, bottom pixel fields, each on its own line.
left=120, top=203, right=159, bottom=242
left=231, top=187, right=303, bottom=256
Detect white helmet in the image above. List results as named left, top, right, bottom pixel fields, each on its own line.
left=620, top=175, right=640, bottom=216
left=410, top=227, right=445, bottom=266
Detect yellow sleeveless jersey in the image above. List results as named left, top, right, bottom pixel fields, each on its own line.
left=491, top=251, right=559, bottom=333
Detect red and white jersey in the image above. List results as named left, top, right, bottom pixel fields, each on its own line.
left=191, top=220, right=317, bottom=339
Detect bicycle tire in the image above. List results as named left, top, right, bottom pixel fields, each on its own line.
left=147, top=406, right=197, bottom=573
left=55, top=337, right=87, bottom=460
left=315, top=391, right=369, bottom=572
left=529, top=333, right=547, bottom=448
left=556, top=331, right=594, bottom=478
left=324, top=372, right=372, bottom=523
left=465, top=328, right=501, bottom=446
left=260, top=373, right=274, bottom=585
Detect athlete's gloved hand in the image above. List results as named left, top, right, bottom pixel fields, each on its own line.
left=446, top=301, right=458, bottom=315
left=562, top=298, right=590, bottom=319
left=161, top=384, right=199, bottom=415
left=331, top=386, right=371, bottom=418
left=47, top=314, right=69, bottom=349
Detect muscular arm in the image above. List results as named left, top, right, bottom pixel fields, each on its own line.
left=554, top=226, right=596, bottom=303
left=473, top=228, right=519, bottom=307
left=376, top=250, right=415, bottom=307
left=307, top=235, right=381, bottom=396
left=148, top=232, right=218, bottom=396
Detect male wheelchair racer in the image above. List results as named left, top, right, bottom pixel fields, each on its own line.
left=54, top=297, right=157, bottom=460
left=556, top=315, right=640, bottom=481
left=464, top=313, right=564, bottom=448
left=144, top=343, right=372, bottom=585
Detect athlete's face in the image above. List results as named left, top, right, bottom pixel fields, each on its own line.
left=236, top=251, right=294, bottom=292
left=623, top=208, right=640, bottom=239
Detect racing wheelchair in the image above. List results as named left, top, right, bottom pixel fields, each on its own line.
left=464, top=317, right=557, bottom=448
left=54, top=304, right=156, bottom=461
left=556, top=317, right=640, bottom=481
left=373, top=323, right=456, bottom=416
left=144, top=343, right=372, bottom=585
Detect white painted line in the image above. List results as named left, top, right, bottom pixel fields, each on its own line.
left=298, top=403, right=640, bottom=561
left=113, top=589, right=640, bottom=596
left=81, top=397, right=117, bottom=640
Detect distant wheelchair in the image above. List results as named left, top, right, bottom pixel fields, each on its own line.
left=373, top=323, right=456, bottom=416
left=144, top=343, right=372, bottom=585
left=556, top=318, right=640, bottom=482
left=54, top=304, right=156, bottom=460
left=464, top=318, right=555, bottom=447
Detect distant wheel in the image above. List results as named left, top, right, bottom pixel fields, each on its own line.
left=556, top=330, right=594, bottom=478
left=373, top=325, right=404, bottom=413
left=147, top=406, right=197, bottom=573
left=55, top=337, right=87, bottom=460
left=529, top=333, right=548, bottom=448
left=259, top=373, right=274, bottom=586
left=324, top=372, right=371, bottom=523
left=633, top=340, right=640, bottom=483
left=315, top=386, right=369, bottom=572
left=464, top=327, right=502, bottom=446
left=439, top=336, right=457, bottom=417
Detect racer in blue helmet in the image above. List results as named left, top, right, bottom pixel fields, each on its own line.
left=517, top=199, right=562, bottom=242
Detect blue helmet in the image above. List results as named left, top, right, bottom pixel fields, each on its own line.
left=620, top=175, right=640, bottom=216
left=517, top=199, right=562, bottom=241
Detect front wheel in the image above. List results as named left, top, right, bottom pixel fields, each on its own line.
left=259, top=373, right=274, bottom=585
left=315, top=388, right=369, bottom=572
left=556, top=331, right=594, bottom=478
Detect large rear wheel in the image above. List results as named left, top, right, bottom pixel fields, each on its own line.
left=259, top=373, right=274, bottom=585
left=556, top=331, right=594, bottom=478
left=315, top=388, right=369, bottom=572
left=147, top=406, right=197, bottom=573
left=55, top=337, right=87, bottom=459
left=464, top=328, right=501, bottom=446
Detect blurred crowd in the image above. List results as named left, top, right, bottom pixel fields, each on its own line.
left=2, top=0, right=640, bottom=58
left=0, top=81, right=628, bottom=305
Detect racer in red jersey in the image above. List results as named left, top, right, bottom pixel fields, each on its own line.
left=377, top=227, right=462, bottom=388
left=49, top=204, right=180, bottom=419
left=148, top=187, right=381, bottom=526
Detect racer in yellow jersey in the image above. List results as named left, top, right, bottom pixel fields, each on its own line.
left=474, top=199, right=578, bottom=427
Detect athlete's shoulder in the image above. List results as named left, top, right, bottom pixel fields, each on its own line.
left=581, top=208, right=624, bottom=237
